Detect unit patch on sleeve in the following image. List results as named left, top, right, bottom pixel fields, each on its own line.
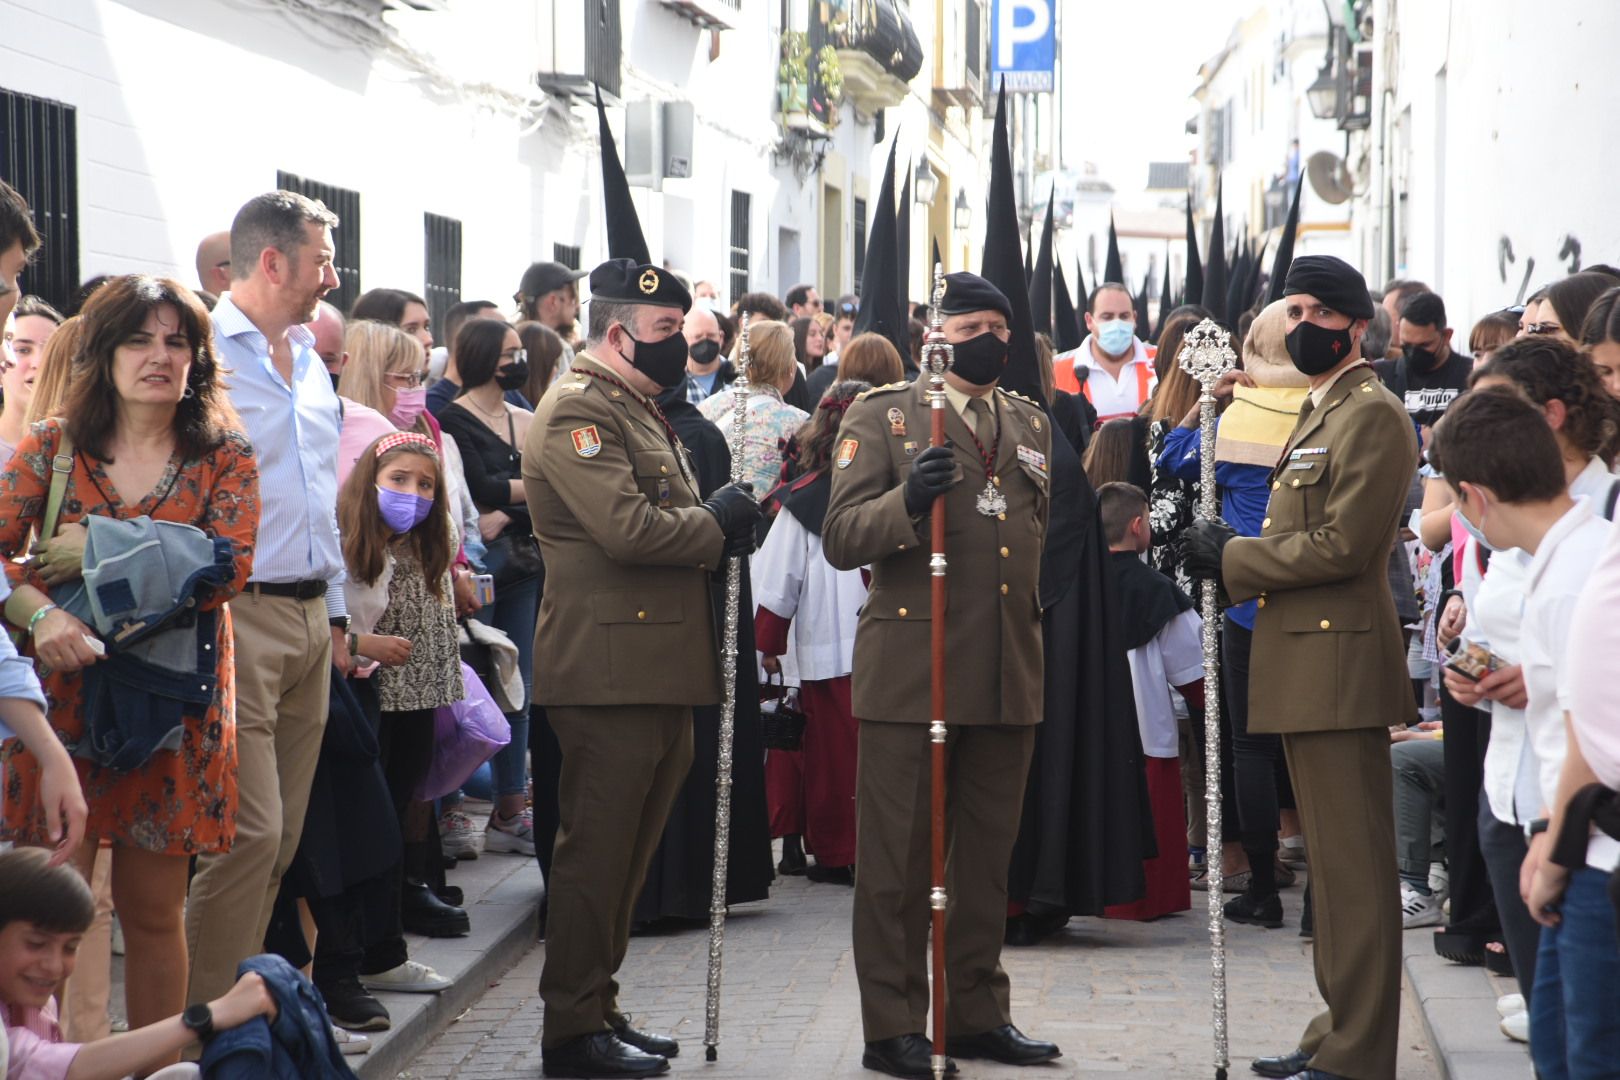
left=835, top=438, right=860, bottom=469
left=571, top=425, right=602, bottom=458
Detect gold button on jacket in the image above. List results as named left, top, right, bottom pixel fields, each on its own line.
left=824, top=380, right=1051, bottom=727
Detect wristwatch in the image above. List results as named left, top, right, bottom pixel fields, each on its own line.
left=182, top=1002, right=215, bottom=1042
left=1527, top=817, right=1551, bottom=838
left=329, top=615, right=351, bottom=632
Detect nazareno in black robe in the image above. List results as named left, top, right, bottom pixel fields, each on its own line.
left=631, top=386, right=773, bottom=924
left=1006, top=390, right=1156, bottom=926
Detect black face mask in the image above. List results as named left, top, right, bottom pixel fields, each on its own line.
left=328, top=369, right=343, bottom=392
left=1285, top=320, right=1355, bottom=376
left=495, top=360, right=530, bottom=391
left=1403, top=343, right=1442, bottom=371
left=950, top=331, right=1010, bottom=386
left=619, top=328, right=690, bottom=390
left=688, top=339, right=721, bottom=367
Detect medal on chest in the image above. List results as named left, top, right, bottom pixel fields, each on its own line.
left=975, top=477, right=1008, bottom=517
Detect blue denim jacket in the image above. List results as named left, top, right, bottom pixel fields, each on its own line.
left=199, top=954, right=358, bottom=1080
left=52, top=515, right=236, bottom=770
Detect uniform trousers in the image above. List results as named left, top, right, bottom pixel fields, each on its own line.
left=853, top=719, right=1036, bottom=1042
left=186, top=592, right=331, bottom=1006
left=1284, top=726, right=1401, bottom=1079
left=540, top=704, right=693, bottom=1048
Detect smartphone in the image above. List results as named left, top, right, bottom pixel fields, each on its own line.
left=1442, top=639, right=1502, bottom=682
left=473, top=573, right=496, bottom=608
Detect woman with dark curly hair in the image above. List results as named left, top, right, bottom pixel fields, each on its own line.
left=0, top=274, right=259, bottom=1059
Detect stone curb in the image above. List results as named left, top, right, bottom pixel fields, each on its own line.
left=1402, top=932, right=1531, bottom=1080
left=355, top=847, right=544, bottom=1079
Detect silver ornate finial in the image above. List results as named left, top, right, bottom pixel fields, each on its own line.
left=1177, top=318, right=1237, bottom=391
left=923, top=263, right=952, bottom=384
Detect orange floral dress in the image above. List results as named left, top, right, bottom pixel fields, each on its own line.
left=0, top=420, right=259, bottom=855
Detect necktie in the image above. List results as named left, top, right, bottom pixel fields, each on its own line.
left=967, top=395, right=994, bottom=448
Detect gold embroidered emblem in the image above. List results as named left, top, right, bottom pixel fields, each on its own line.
left=638, top=269, right=660, bottom=294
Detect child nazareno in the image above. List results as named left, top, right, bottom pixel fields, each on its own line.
left=1095, top=482, right=1200, bottom=923
left=0, top=846, right=275, bottom=1079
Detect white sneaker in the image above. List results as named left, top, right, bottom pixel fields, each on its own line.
left=359, top=959, right=453, bottom=994
left=1400, top=881, right=1445, bottom=928
left=440, top=809, right=483, bottom=860
left=1428, top=862, right=1450, bottom=904
left=1500, top=1010, right=1529, bottom=1043
left=1496, top=992, right=1525, bottom=1017
left=332, top=1025, right=372, bottom=1055
left=485, top=808, right=537, bottom=856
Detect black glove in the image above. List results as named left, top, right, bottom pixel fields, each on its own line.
left=1182, top=518, right=1237, bottom=588
left=902, top=445, right=960, bottom=516
left=703, top=481, right=762, bottom=557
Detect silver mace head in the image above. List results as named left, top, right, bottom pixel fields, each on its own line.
left=735, top=311, right=752, bottom=388
left=923, top=262, right=952, bottom=388
left=1177, top=317, right=1237, bottom=393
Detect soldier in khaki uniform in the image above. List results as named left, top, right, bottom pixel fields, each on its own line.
left=1187, top=256, right=1419, bottom=1080
left=523, top=259, right=760, bottom=1079
left=824, top=273, right=1061, bottom=1079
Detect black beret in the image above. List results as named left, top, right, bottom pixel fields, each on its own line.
left=937, top=271, right=1012, bottom=322
left=1282, top=255, right=1376, bottom=320
left=587, top=258, right=691, bottom=313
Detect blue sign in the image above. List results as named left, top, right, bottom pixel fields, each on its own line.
left=989, top=0, right=1055, bottom=94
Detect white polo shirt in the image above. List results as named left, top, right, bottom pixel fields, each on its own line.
left=1521, top=499, right=1617, bottom=871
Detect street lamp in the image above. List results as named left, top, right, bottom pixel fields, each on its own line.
left=1306, top=58, right=1339, bottom=120
left=913, top=156, right=938, bottom=205
left=953, top=188, right=971, bottom=231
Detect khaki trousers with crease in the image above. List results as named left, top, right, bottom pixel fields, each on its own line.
left=185, top=592, right=330, bottom=1005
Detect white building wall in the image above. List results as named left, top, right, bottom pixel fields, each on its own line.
left=1354, top=0, right=1620, bottom=328
left=0, top=0, right=860, bottom=313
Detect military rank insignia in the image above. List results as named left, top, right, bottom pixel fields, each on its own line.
left=571, top=425, right=602, bottom=458
left=835, top=438, right=859, bottom=469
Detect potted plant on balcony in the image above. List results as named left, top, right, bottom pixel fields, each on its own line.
left=779, top=29, right=810, bottom=126
left=815, top=43, right=844, bottom=129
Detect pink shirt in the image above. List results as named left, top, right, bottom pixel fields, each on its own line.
left=3, top=997, right=80, bottom=1080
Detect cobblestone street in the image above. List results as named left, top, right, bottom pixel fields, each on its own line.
left=399, top=861, right=1440, bottom=1079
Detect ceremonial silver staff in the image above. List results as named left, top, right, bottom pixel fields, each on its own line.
left=704, top=312, right=750, bottom=1061
left=1178, top=319, right=1236, bottom=1080
left=922, top=265, right=952, bottom=1080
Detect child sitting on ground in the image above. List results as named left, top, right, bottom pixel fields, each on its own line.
left=0, top=846, right=275, bottom=1080
left=1097, top=482, right=1201, bottom=921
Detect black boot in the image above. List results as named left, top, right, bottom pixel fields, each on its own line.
left=777, top=834, right=807, bottom=876
left=401, top=880, right=470, bottom=937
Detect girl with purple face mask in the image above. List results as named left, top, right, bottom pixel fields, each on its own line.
left=337, top=432, right=471, bottom=959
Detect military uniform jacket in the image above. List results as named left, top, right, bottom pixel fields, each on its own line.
left=823, top=379, right=1051, bottom=726
left=522, top=353, right=726, bottom=707
left=1223, top=363, right=1419, bottom=734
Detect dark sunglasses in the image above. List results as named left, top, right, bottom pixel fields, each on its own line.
left=1525, top=322, right=1563, bottom=336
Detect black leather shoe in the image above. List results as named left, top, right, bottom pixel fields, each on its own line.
left=542, top=1032, right=669, bottom=1078
left=805, top=862, right=855, bottom=886
left=611, top=1019, right=679, bottom=1058
left=945, top=1024, right=1061, bottom=1065
left=862, top=1034, right=958, bottom=1077
left=1224, top=890, right=1284, bottom=929
left=778, top=835, right=807, bottom=876
left=401, top=881, right=470, bottom=938
left=1250, top=1048, right=1310, bottom=1077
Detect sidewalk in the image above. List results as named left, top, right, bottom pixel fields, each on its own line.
left=1401, top=932, right=1532, bottom=1080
